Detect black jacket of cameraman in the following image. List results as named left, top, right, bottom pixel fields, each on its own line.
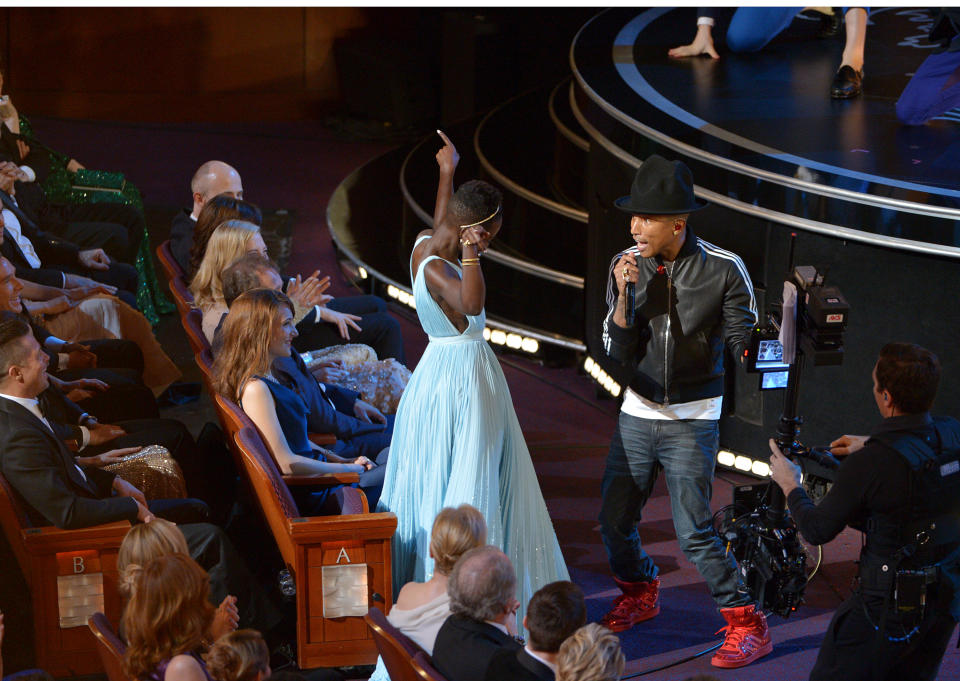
left=601, top=229, right=757, bottom=405
left=787, top=412, right=960, bottom=681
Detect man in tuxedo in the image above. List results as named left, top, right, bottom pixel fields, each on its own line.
left=170, top=160, right=243, bottom=273
left=485, top=581, right=586, bottom=681
left=433, top=546, right=522, bottom=681
left=0, top=165, right=138, bottom=306
left=0, top=312, right=284, bottom=633
left=0, top=311, right=205, bottom=528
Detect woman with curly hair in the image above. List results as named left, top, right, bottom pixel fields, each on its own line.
left=123, top=553, right=217, bottom=681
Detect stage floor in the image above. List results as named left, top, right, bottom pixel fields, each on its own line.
left=589, top=7, right=960, bottom=199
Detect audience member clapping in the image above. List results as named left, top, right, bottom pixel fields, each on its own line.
left=485, top=581, right=586, bottom=681
left=118, top=520, right=241, bottom=642
left=213, top=288, right=391, bottom=507
left=218, top=253, right=409, bottom=413
left=432, top=545, right=522, bottom=681
left=205, top=630, right=270, bottom=681
left=555, top=624, right=624, bottom=681
left=123, top=553, right=216, bottom=681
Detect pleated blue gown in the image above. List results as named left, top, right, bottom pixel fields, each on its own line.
left=377, top=236, right=569, bottom=622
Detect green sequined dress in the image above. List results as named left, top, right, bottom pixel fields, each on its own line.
left=18, top=116, right=173, bottom=325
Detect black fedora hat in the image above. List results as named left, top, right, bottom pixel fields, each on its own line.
left=614, top=155, right=707, bottom=214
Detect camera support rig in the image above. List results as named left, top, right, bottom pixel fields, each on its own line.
left=716, top=263, right=848, bottom=617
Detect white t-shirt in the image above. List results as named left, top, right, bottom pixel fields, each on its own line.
left=620, top=388, right=722, bottom=421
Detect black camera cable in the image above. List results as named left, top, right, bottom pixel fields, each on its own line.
left=620, top=641, right=724, bottom=678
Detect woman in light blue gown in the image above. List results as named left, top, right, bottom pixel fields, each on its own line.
left=376, top=133, right=569, bottom=639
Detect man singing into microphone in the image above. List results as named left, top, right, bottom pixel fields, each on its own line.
left=598, top=155, right=765, bottom=668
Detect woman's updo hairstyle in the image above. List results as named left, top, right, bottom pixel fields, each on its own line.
left=205, top=629, right=270, bottom=681
left=429, top=504, right=487, bottom=576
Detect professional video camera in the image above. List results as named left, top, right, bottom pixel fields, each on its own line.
left=714, top=264, right=849, bottom=617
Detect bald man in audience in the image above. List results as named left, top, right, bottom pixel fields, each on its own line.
left=433, top=546, right=522, bottom=681
left=170, top=160, right=243, bottom=273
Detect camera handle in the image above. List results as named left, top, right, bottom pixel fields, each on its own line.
left=764, top=351, right=806, bottom=527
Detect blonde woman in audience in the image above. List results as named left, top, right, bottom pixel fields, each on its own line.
left=556, top=623, right=625, bottom=681
left=118, top=520, right=239, bottom=641
left=205, top=630, right=270, bottom=681
left=187, top=194, right=262, bottom=279
left=190, top=220, right=267, bottom=341
left=370, top=504, right=487, bottom=681
left=123, top=553, right=217, bottom=681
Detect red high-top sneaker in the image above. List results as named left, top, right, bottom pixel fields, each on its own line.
left=711, top=604, right=773, bottom=668
left=600, top=577, right=660, bottom=632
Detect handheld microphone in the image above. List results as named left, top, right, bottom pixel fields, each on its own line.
left=625, top=281, right=635, bottom=326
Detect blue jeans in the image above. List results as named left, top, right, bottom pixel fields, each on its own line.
left=599, top=412, right=751, bottom=608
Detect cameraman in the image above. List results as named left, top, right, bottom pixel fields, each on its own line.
left=770, top=343, right=960, bottom=681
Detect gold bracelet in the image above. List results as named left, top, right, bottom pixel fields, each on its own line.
left=462, top=261, right=480, bottom=266
left=461, top=258, right=480, bottom=265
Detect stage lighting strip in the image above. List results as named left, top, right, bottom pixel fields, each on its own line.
left=583, top=356, right=622, bottom=398
left=583, top=355, right=771, bottom=478
left=385, top=284, right=541, bottom=355
left=717, top=449, right=770, bottom=478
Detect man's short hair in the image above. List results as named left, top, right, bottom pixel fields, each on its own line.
left=876, top=343, right=940, bottom=414
left=0, top=311, right=31, bottom=377
left=448, top=545, right=515, bottom=622
left=526, top=581, right=586, bottom=653
left=222, top=253, right=280, bottom=307
left=448, top=180, right=502, bottom=226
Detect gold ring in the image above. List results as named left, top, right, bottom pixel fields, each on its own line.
left=622, top=267, right=628, bottom=277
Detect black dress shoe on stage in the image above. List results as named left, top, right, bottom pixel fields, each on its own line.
left=831, top=65, right=863, bottom=99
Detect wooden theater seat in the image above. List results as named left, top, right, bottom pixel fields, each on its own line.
left=364, top=606, right=425, bottom=681
left=232, top=426, right=397, bottom=668
left=155, top=240, right=185, bottom=283
left=0, top=472, right=129, bottom=676
left=212, top=391, right=336, bottom=478
left=87, top=612, right=129, bottom=681
left=411, top=651, right=450, bottom=681
left=182, top=307, right=210, bottom=355
left=168, top=276, right=194, bottom=319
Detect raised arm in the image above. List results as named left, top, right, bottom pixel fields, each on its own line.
left=432, top=130, right=459, bottom=228
left=240, top=379, right=364, bottom=476
left=423, top=226, right=490, bottom=318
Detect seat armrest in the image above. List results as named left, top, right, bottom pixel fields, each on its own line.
left=21, top=520, right=132, bottom=551
left=287, top=511, right=398, bottom=540
left=308, top=432, right=337, bottom=447
left=282, top=472, right=360, bottom=486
